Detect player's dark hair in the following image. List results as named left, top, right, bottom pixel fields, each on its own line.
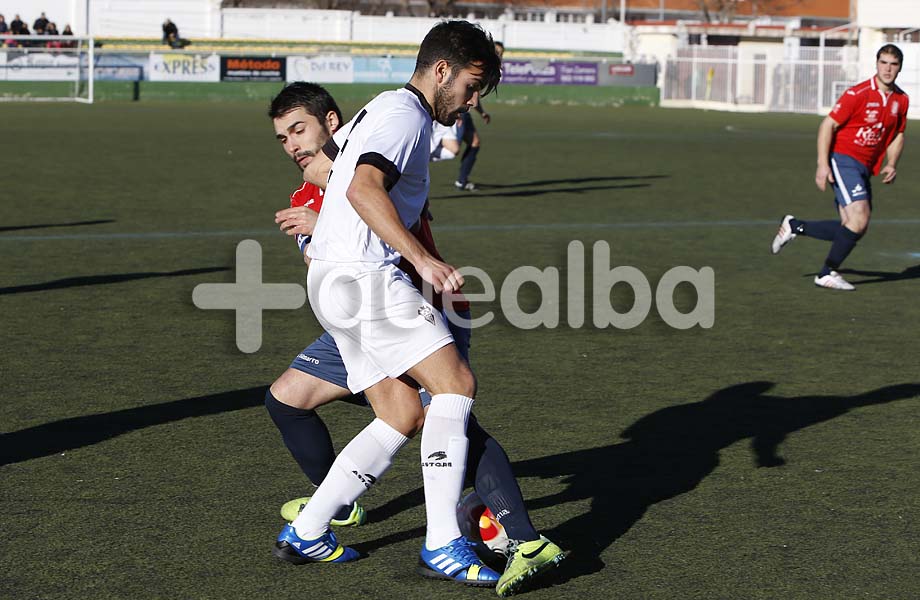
left=877, top=44, right=903, bottom=64
left=268, top=81, right=343, bottom=124
left=414, top=20, right=502, bottom=97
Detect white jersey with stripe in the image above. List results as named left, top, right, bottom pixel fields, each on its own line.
left=308, top=87, right=432, bottom=265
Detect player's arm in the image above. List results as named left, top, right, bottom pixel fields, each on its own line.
left=881, top=131, right=904, bottom=184
left=275, top=142, right=337, bottom=255
left=474, top=100, right=490, bottom=124
left=815, top=115, right=841, bottom=191
left=304, top=150, right=333, bottom=190
left=347, top=165, right=464, bottom=293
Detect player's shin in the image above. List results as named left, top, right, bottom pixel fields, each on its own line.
left=467, top=420, right=539, bottom=544
left=292, top=418, right=408, bottom=539
left=421, top=393, right=474, bottom=549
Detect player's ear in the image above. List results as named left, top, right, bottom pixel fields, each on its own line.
left=434, top=59, right=450, bottom=85
left=325, top=110, right=340, bottom=133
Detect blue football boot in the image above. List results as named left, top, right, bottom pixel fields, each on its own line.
left=417, top=536, right=501, bottom=586
left=272, top=524, right=360, bottom=565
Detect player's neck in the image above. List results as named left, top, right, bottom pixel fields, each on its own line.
left=407, top=75, right=437, bottom=117
left=874, top=75, right=893, bottom=94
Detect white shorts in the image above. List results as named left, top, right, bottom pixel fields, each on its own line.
left=306, top=259, right=454, bottom=393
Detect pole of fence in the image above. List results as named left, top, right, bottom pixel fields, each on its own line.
left=818, top=37, right=824, bottom=114
left=818, top=22, right=854, bottom=114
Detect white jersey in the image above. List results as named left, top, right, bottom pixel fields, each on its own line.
left=308, top=86, right=433, bottom=265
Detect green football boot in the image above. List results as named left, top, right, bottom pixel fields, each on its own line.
left=280, top=496, right=367, bottom=527
left=496, top=535, right=568, bottom=597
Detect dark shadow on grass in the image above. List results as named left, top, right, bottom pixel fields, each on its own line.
left=0, top=219, right=116, bottom=233
left=361, top=382, right=920, bottom=584
left=0, top=386, right=265, bottom=465
left=431, top=183, right=652, bottom=200
left=472, top=175, right=668, bottom=190
left=0, top=266, right=230, bottom=295
left=837, top=265, right=920, bottom=285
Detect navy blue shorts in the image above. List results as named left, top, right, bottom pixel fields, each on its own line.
left=289, top=310, right=473, bottom=407
left=830, top=152, right=872, bottom=207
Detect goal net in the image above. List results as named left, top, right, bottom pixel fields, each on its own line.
left=0, top=36, right=95, bottom=103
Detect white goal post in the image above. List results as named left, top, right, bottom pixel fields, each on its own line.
left=0, top=36, right=95, bottom=103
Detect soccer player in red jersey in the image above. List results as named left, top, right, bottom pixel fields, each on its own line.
left=266, top=82, right=566, bottom=594
left=771, top=44, right=909, bottom=290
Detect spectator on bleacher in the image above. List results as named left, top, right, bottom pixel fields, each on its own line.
left=0, top=14, right=9, bottom=34
left=61, top=24, right=75, bottom=48
left=162, top=18, right=178, bottom=43
left=13, top=23, right=31, bottom=47
left=46, top=22, right=62, bottom=48
left=10, top=14, right=23, bottom=34
left=33, top=12, right=49, bottom=32
left=162, top=18, right=190, bottom=49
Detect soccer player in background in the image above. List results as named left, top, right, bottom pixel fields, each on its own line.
left=430, top=116, right=463, bottom=162
left=453, top=40, right=504, bottom=191
left=771, top=44, right=908, bottom=290
left=267, top=78, right=566, bottom=595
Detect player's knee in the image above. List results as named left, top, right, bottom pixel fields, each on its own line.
left=384, top=408, right=424, bottom=438
left=452, top=363, right=477, bottom=398
left=270, top=372, right=323, bottom=410
left=849, top=209, right=870, bottom=234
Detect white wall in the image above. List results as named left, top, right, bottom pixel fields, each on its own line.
left=92, top=0, right=222, bottom=38
left=1, top=1, right=625, bottom=53
left=221, top=9, right=356, bottom=41
left=221, top=9, right=627, bottom=53
left=857, top=0, right=920, bottom=28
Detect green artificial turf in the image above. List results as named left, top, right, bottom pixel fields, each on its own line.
left=1, top=100, right=918, bottom=599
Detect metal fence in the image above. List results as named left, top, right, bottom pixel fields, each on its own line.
left=661, top=45, right=861, bottom=115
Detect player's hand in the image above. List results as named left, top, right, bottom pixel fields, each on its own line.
left=417, top=257, right=465, bottom=293
left=880, top=165, right=897, bottom=184
left=275, top=206, right=318, bottom=236
left=481, top=112, right=491, bottom=125
left=815, top=164, right=833, bottom=192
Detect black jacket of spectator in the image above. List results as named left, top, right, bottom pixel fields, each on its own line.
left=0, top=16, right=8, bottom=34
left=162, top=20, right=178, bottom=43
left=10, top=15, right=23, bottom=34
left=34, top=14, right=49, bottom=31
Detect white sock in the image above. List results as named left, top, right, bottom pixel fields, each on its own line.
left=422, top=393, right=474, bottom=550
left=292, top=418, right=408, bottom=540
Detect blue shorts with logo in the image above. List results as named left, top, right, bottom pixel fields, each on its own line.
left=830, top=152, right=872, bottom=207
left=289, top=309, right=473, bottom=407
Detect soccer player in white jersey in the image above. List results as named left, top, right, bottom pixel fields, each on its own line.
left=430, top=117, right=462, bottom=162
left=276, top=22, right=505, bottom=586
left=270, top=82, right=568, bottom=596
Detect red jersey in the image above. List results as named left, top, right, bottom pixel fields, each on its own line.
left=290, top=182, right=324, bottom=252
left=828, top=77, right=909, bottom=175
left=290, top=181, right=324, bottom=211
left=289, top=184, right=469, bottom=313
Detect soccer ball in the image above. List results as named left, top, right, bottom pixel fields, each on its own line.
left=457, top=491, right=509, bottom=556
